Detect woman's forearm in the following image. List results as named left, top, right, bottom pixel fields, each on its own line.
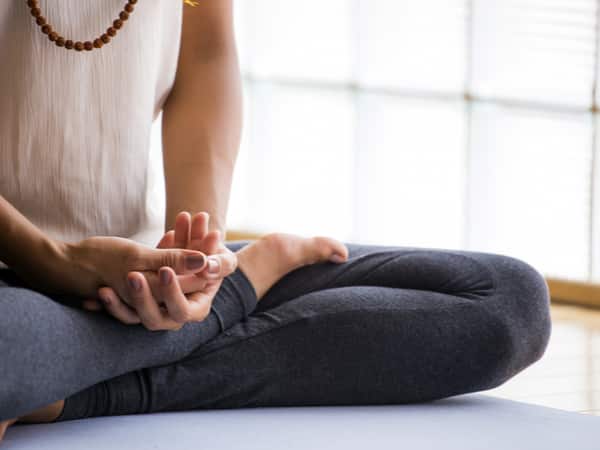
left=161, top=2, right=242, bottom=234
left=0, top=195, right=65, bottom=277
left=161, top=51, right=242, bottom=234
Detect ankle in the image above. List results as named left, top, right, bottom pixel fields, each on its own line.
left=235, top=234, right=294, bottom=301
left=18, top=399, right=64, bottom=423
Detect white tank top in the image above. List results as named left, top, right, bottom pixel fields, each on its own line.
left=0, top=0, right=182, bottom=267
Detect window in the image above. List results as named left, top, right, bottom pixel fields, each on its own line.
left=154, top=0, right=600, bottom=283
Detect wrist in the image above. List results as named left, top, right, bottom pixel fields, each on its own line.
left=41, top=237, right=69, bottom=267
left=42, top=239, right=99, bottom=297
left=8, top=235, right=87, bottom=296
left=61, top=240, right=101, bottom=292
left=11, top=234, right=65, bottom=276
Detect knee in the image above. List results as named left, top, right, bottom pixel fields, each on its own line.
left=0, top=288, right=56, bottom=416
left=0, top=287, right=44, bottom=342
left=0, top=288, right=27, bottom=347
left=0, top=289, right=33, bottom=417
left=476, top=253, right=552, bottom=387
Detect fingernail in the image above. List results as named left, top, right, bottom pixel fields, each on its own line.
left=329, top=254, right=345, bottom=263
left=185, top=254, right=206, bottom=270
left=160, top=269, right=172, bottom=286
left=207, top=257, right=220, bottom=274
left=128, top=277, right=142, bottom=291
left=100, top=295, right=111, bottom=305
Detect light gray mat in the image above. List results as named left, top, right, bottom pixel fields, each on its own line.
left=4, top=394, right=598, bottom=450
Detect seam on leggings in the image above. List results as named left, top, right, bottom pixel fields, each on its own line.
left=433, top=252, right=498, bottom=299
left=210, top=267, right=258, bottom=332
left=210, top=306, right=226, bottom=333
left=325, top=250, right=498, bottom=301
left=190, top=294, right=483, bottom=360
left=53, top=402, right=68, bottom=422
left=321, top=251, right=423, bottom=291
left=445, top=252, right=499, bottom=298
left=228, top=267, right=258, bottom=317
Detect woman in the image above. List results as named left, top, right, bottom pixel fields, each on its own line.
left=0, top=0, right=551, bottom=441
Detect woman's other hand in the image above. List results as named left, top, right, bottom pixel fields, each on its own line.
left=83, top=212, right=237, bottom=331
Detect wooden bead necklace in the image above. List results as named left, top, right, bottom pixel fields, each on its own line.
left=26, top=0, right=139, bottom=52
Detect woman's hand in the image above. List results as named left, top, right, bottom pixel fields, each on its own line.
left=35, top=235, right=207, bottom=309
left=163, top=212, right=238, bottom=281
left=64, top=234, right=208, bottom=297
left=83, top=212, right=237, bottom=331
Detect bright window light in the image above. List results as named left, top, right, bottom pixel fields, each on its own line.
left=150, top=0, right=600, bottom=283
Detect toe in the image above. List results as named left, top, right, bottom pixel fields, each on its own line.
left=331, top=240, right=349, bottom=261
left=312, top=236, right=348, bottom=263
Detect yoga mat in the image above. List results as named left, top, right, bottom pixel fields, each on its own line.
left=4, top=394, right=598, bottom=450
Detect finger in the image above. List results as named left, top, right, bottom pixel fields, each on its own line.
left=159, top=267, right=211, bottom=323
left=157, top=230, right=175, bottom=249
left=204, top=229, right=221, bottom=254
left=206, top=253, right=238, bottom=279
left=142, top=247, right=207, bottom=274
left=177, top=273, right=210, bottom=293
left=126, top=272, right=182, bottom=331
left=196, top=230, right=221, bottom=277
left=174, top=211, right=192, bottom=249
left=203, top=231, right=238, bottom=279
left=141, top=270, right=209, bottom=298
left=98, top=287, right=141, bottom=325
left=82, top=298, right=104, bottom=312
left=186, top=284, right=218, bottom=319
left=189, top=212, right=209, bottom=251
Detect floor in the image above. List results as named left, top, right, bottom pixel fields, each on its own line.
left=7, top=304, right=600, bottom=450
left=485, top=303, right=600, bottom=416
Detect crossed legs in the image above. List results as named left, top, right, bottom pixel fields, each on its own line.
left=55, top=241, right=552, bottom=419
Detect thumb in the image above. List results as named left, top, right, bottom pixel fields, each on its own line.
left=206, top=251, right=238, bottom=279
left=142, top=248, right=207, bottom=274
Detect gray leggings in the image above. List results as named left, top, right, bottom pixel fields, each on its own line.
left=0, top=241, right=551, bottom=421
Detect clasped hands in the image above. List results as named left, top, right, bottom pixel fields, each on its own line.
left=81, top=211, right=236, bottom=331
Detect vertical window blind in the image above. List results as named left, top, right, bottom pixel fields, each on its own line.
left=152, top=0, right=600, bottom=283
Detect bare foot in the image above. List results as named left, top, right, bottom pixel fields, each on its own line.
left=236, top=232, right=348, bottom=300
left=0, top=400, right=64, bottom=443
left=0, top=418, right=16, bottom=443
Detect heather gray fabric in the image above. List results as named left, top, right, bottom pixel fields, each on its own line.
left=0, top=241, right=551, bottom=421
left=0, top=255, right=256, bottom=421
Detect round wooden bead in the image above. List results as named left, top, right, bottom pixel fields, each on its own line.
left=31, top=0, right=139, bottom=52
